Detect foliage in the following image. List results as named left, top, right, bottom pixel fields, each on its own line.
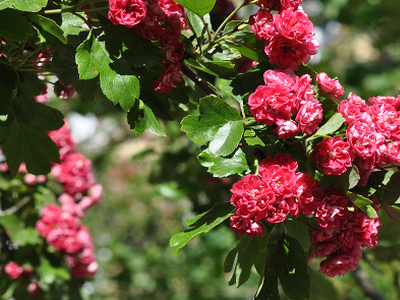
left=1, top=0, right=400, bottom=299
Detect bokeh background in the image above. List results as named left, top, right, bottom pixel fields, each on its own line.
left=51, top=0, right=400, bottom=299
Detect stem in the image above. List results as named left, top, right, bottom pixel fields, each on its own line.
left=213, top=1, right=248, bottom=41
left=352, top=265, right=385, bottom=300
left=41, top=3, right=108, bottom=14
left=180, top=63, right=217, bottom=97
left=0, top=196, right=31, bottom=217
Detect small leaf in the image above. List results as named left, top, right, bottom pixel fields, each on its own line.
left=187, top=11, right=211, bottom=38
left=381, top=201, right=400, bottom=228
left=244, top=130, right=266, bottom=147
left=99, top=65, right=140, bottom=111
left=347, top=191, right=376, bottom=218
left=76, top=34, right=102, bottom=80
left=173, top=0, right=216, bottom=17
left=38, top=257, right=71, bottom=284
left=0, top=8, right=33, bottom=41
left=276, top=236, right=310, bottom=300
left=0, top=62, right=18, bottom=115
left=198, top=147, right=249, bottom=177
left=25, top=14, right=67, bottom=44
left=285, top=220, right=311, bottom=252
left=312, top=113, right=345, bottom=138
left=0, top=0, right=47, bottom=11
left=181, top=96, right=244, bottom=156
left=61, top=12, right=86, bottom=36
left=170, top=202, right=234, bottom=254
left=14, top=228, right=42, bottom=246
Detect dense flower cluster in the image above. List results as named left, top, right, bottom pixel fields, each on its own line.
left=250, top=1, right=318, bottom=69
left=336, top=90, right=400, bottom=185
left=107, top=0, right=185, bottom=93
left=230, top=153, right=323, bottom=237
left=248, top=68, right=322, bottom=138
left=4, top=262, right=40, bottom=295
left=311, top=188, right=381, bottom=277
left=316, top=72, right=344, bottom=99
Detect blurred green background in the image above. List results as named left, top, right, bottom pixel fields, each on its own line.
left=54, top=0, right=400, bottom=299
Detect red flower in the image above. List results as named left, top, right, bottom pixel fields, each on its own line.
left=316, top=72, right=344, bottom=99
left=311, top=136, right=354, bottom=176
left=108, top=0, right=147, bottom=28
left=153, top=62, right=182, bottom=94
left=319, top=247, right=362, bottom=277
left=4, top=262, right=23, bottom=279
left=295, top=99, right=322, bottom=135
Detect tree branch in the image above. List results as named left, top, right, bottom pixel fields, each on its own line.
left=180, top=63, right=217, bottom=97
left=352, top=265, right=385, bottom=300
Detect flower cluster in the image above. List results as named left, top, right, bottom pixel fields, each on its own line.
left=248, top=68, right=323, bottom=138
left=250, top=1, right=318, bottom=69
left=4, top=262, right=40, bottom=295
left=36, top=201, right=98, bottom=279
left=108, top=0, right=185, bottom=93
left=311, top=189, right=381, bottom=277
left=230, top=153, right=323, bottom=237
left=336, top=90, right=400, bottom=185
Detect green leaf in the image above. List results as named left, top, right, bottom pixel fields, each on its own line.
left=285, top=220, right=311, bottom=252
left=381, top=201, right=400, bottom=228
left=76, top=34, right=102, bottom=80
left=38, top=257, right=71, bottom=284
left=276, top=236, right=310, bottom=300
left=0, top=0, right=47, bottom=11
left=225, top=30, right=267, bottom=61
left=1, top=104, right=63, bottom=177
left=228, top=235, right=268, bottom=287
left=173, top=0, right=216, bottom=17
left=348, top=166, right=360, bottom=189
left=61, top=12, right=86, bottom=36
left=127, top=101, right=166, bottom=136
left=0, top=8, right=33, bottom=41
left=0, top=62, right=18, bottom=115
left=312, top=113, right=345, bottom=138
left=244, top=130, right=266, bottom=147
left=308, top=268, right=338, bottom=300
left=1, top=282, right=19, bottom=300
left=198, top=147, right=249, bottom=177
left=347, top=191, right=376, bottom=218
left=187, top=11, right=211, bottom=38
left=170, top=202, right=234, bottom=254
left=0, top=214, right=22, bottom=237
left=14, top=228, right=42, bottom=246
left=181, top=96, right=244, bottom=156
left=100, top=65, right=140, bottom=110
left=25, top=14, right=67, bottom=44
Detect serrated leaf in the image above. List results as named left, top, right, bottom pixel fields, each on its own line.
left=38, top=257, right=71, bottom=284
left=25, top=14, right=67, bottom=44
left=228, top=235, right=268, bottom=287
left=276, top=236, right=310, bottom=300
left=0, top=0, right=47, bottom=11
left=1, top=104, right=63, bottom=177
left=347, top=191, right=376, bottom=218
left=187, top=11, right=211, bottom=38
left=285, top=220, right=311, bottom=252
left=0, top=62, right=18, bottom=115
left=76, top=34, right=102, bottom=80
left=173, top=0, right=216, bottom=17
left=170, top=202, right=234, bottom=254
left=61, top=12, right=86, bottom=36
left=348, top=166, right=360, bottom=189
left=312, top=113, right=345, bottom=138
left=127, top=101, right=165, bottom=136
left=100, top=65, right=139, bottom=110
left=0, top=8, right=33, bottom=41
left=198, top=147, right=249, bottom=177
left=181, top=96, right=244, bottom=156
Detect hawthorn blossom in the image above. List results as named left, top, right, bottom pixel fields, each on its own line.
left=316, top=72, right=344, bottom=99
left=311, top=136, right=354, bottom=176
left=108, top=0, right=147, bottom=28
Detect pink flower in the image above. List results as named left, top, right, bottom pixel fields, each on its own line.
left=312, top=237, right=341, bottom=258
left=337, top=100, right=362, bottom=124
left=47, top=119, right=77, bottom=161
left=368, top=91, right=400, bottom=110
left=311, top=136, right=354, bottom=176
left=4, top=262, right=23, bottom=279
left=27, top=282, right=41, bottom=296
left=153, top=62, right=182, bottom=94
left=319, top=247, right=362, bottom=277
left=273, top=8, right=314, bottom=43
left=54, top=81, right=75, bottom=99
left=248, top=84, right=295, bottom=125
left=316, top=72, right=344, bottom=99
left=294, top=172, right=323, bottom=216
left=249, top=8, right=274, bottom=41
left=108, top=0, right=147, bottom=28
left=274, top=120, right=300, bottom=139
left=295, top=99, right=323, bottom=135
left=315, top=187, right=349, bottom=229
left=230, top=215, right=265, bottom=237
left=259, top=153, right=298, bottom=174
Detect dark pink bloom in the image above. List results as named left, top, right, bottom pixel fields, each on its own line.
left=230, top=216, right=265, bottom=237
left=108, top=0, right=147, bottom=28
left=249, top=8, right=274, bottom=41
left=319, top=247, right=362, bottom=277
left=315, top=187, right=349, bottom=229
left=47, top=119, right=77, bottom=161
left=153, top=62, right=182, bottom=94
left=274, top=120, right=300, bottom=139
left=368, top=91, right=400, bottom=110
left=311, top=136, right=354, bottom=176
left=295, top=99, right=323, bottom=135
left=259, top=153, right=298, bottom=175
left=4, top=262, right=23, bottom=279
left=316, top=72, right=344, bottom=99
left=273, top=8, right=314, bottom=43
left=294, top=172, right=323, bottom=216
left=312, top=237, right=341, bottom=258
left=54, top=81, right=75, bottom=99
left=337, top=100, right=362, bottom=123
left=27, top=282, right=41, bottom=296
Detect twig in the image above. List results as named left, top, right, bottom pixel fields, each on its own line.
left=180, top=63, right=217, bottom=97
left=352, top=265, right=385, bottom=300
left=0, top=196, right=31, bottom=217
